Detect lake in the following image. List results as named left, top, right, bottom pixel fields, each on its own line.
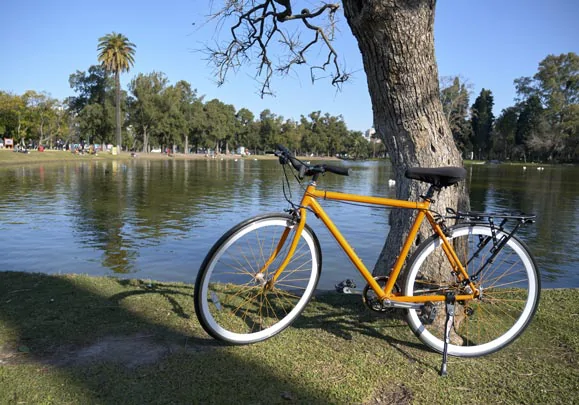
left=1, top=158, right=578, bottom=289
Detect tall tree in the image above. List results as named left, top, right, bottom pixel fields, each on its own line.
left=280, top=118, right=301, bottom=153
left=189, top=99, right=207, bottom=153
left=172, top=80, right=199, bottom=154
left=515, top=53, right=579, bottom=161
left=533, top=53, right=578, bottom=112
left=493, top=107, right=518, bottom=160
left=471, top=89, right=494, bottom=160
left=203, top=99, right=237, bottom=153
left=157, top=82, right=186, bottom=153
left=128, top=71, right=169, bottom=152
left=68, top=65, right=115, bottom=146
left=440, top=76, right=472, bottom=156
left=258, top=109, right=284, bottom=151
left=21, top=91, right=60, bottom=147
left=300, top=112, right=324, bottom=156
left=0, top=91, right=24, bottom=140
left=515, top=95, right=544, bottom=162
left=68, top=66, right=113, bottom=114
left=235, top=108, right=256, bottom=151
left=204, top=1, right=466, bottom=275
left=97, top=32, right=136, bottom=152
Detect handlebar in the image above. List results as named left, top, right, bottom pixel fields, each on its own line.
left=275, top=145, right=350, bottom=179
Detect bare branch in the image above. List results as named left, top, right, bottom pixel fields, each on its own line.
left=204, top=0, right=348, bottom=97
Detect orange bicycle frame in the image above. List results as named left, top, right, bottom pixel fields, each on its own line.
left=264, top=181, right=478, bottom=303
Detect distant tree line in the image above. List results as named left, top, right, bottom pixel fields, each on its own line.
left=1, top=52, right=576, bottom=162
left=0, top=65, right=380, bottom=158
left=442, top=52, right=578, bottom=162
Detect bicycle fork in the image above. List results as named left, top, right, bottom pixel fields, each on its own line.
left=260, top=210, right=306, bottom=289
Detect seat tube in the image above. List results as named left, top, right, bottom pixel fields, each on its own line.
left=425, top=212, right=469, bottom=280
left=382, top=209, right=428, bottom=295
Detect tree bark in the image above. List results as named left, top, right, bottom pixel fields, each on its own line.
left=343, top=0, right=468, bottom=277
left=115, top=71, right=122, bottom=152
left=142, top=125, right=149, bottom=153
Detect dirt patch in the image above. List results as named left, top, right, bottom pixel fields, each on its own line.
left=0, top=345, right=20, bottom=364
left=1, top=333, right=217, bottom=368
left=365, top=383, right=413, bottom=405
left=53, top=334, right=173, bottom=368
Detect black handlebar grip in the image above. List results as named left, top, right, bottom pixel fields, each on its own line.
left=289, top=156, right=305, bottom=172
left=276, top=144, right=290, bottom=154
left=324, top=165, right=351, bottom=176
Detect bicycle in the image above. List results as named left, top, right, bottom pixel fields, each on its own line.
left=194, top=145, right=540, bottom=375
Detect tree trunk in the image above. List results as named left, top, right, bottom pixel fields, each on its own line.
left=17, top=113, right=22, bottom=140
left=343, top=0, right=469, bottom=278
left=142, top=126, right=149, bottom=153
left=115, top=71, right=122, bottom=152
left=39, top=118, right=45, bottom=147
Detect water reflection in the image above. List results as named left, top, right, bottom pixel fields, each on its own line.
left=466, top=164, right=579, bottom=286
left=0, top=160, right=577, bottom=288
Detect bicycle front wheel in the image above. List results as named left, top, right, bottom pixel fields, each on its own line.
left=405, top=224, right=540, bottom=357
left=194, top=213, right=321, bottom=344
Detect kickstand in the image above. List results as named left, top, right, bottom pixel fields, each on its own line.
left=440, top=292, right=456, bottom=377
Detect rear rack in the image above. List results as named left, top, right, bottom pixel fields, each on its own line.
left=442, top=208, right=536, bottom=285
left=445, top=208, right=536, bottom=224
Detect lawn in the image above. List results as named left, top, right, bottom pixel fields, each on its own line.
left=1, top=271, right=577, bottom=404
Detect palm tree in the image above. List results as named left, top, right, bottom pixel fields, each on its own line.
left=97, top=32, right=136, bottom=153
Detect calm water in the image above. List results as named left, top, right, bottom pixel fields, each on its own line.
left=1, top=158, right=578, bottom=289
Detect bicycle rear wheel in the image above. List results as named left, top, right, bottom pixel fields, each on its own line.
left=194, top=213, right=321, bottom=344
left=404, top=224, right=540, bottom=357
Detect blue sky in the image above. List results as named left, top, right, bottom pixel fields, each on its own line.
left=1, top=0, right=577, bottom=133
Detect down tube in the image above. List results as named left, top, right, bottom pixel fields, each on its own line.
left=306, top=198, right=386, bottom=297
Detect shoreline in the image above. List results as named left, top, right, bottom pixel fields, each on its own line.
left=0, top=149, right=339, bottom=167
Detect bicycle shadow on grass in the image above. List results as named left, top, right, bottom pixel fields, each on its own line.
left=0, top=271, right=352, bottom=404
left=292, top=291, right=435, bottom=368
left=106, top=280, right=436, bottom=370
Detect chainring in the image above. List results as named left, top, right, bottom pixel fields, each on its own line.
left=362, top=276, right=401, bottom=313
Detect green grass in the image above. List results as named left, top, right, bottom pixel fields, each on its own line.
left=1, top=272, right=577, bottom=404
left=0, top=149, right=132, bottom=166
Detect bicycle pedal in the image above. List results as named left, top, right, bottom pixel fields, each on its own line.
left=419, top=302, right=437, bottom=324
left=335, top=279, right=357, bottom=294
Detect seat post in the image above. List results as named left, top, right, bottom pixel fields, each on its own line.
left=422, top=184, right=440, bottom=201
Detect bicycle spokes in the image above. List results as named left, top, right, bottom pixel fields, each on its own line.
left=406, top=224, right=539, bottom=359
left=195, top=215, right=321, bottom=342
